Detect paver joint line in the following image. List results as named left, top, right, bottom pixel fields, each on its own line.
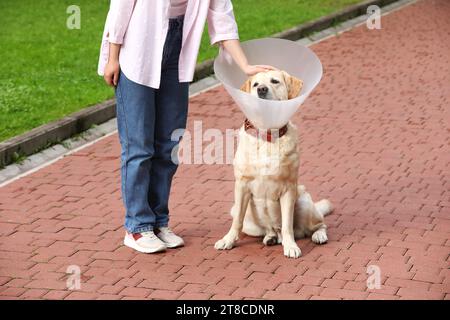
left=1, top=0, right=449, bottom=300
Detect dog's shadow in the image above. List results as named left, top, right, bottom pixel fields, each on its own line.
left=210, top=232, right=320, bottom=258
left=176, top=222, right=328, bottom=259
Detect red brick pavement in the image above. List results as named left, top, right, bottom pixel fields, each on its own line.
left=1, top=0, right=449, bottom=300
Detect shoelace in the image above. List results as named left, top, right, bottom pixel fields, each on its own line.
left=140, top=231, right=158, bottom=239
left=158, top=228, right=174, bottom=235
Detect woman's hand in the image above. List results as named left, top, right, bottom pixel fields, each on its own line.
left=104, top=42, right=121, bottom=87
left=242, top=64, right=276, bottom=76
left=104, top=59, right=120, bottom=87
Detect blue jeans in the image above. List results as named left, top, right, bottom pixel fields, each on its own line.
left=115, top=16, right=189, bottom=233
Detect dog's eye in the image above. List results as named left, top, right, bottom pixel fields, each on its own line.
left=271, top=79, right=280, bottom=84
left=253, top=82, right=259, bottom=88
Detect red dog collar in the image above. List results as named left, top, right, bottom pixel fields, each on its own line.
left=244, top=119, right=288, bottom=143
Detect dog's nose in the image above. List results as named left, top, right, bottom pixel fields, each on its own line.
left=257, top=85, right=268, bottom=97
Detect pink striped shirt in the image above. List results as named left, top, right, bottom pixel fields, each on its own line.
left=97, top=0, right=240, bottom=89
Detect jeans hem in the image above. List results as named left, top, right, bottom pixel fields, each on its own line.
left=125, top=225, right=154, bottom=234
left=154, top=222, right=169, bottom=229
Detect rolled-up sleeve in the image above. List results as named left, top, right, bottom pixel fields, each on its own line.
left=107, top=0, right=136, bottom=44
left=207, top=0, right=239, bottom=45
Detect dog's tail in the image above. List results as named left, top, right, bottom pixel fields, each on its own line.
left=315, top=199, right=333, bottom=217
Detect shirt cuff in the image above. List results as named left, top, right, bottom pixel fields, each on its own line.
left=210, top=33, right=239, bottom=46
left=107, top=34, right=124, bottom=45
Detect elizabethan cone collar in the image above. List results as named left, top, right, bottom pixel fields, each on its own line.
left=214, top=38, right=323, bottom=130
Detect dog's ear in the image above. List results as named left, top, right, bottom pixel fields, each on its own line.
left=240, top=77, right=253, bottom=93
left=282, top=71, right=303, bottom=99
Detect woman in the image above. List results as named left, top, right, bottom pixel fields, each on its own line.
left=98, top=0, right=273, bottom=254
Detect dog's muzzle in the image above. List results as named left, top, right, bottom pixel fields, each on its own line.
left=244, top=119, right=288, bottom=143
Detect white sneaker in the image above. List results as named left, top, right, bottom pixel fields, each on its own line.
left=123, top=231, right=167, bottom=253
left=155, top=227, right=184, bottom=248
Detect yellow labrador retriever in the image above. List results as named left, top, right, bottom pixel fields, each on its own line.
left=214, top=70, right=333, bottom=258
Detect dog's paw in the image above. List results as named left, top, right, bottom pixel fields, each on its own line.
left=214, top=237, right=235, bottom=250
left=263, top=235, right=278, bottom=246
left=283, top=242, right=302, bottom=259
left=311, top=229, right=328, bottom=244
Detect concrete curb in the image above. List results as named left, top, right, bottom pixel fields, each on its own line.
left=0, top=99, right=116, bottom=168
left=0, top=0, right=401, bottom=168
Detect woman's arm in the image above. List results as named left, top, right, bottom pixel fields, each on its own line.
left=221, top=39, right=275, bottom=76
left=208, top=0, right=274, bottom=76
left=103, top=0, right=136, bottom=87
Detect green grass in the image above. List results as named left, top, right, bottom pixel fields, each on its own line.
left=0, top=0, right=362, bottom=142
